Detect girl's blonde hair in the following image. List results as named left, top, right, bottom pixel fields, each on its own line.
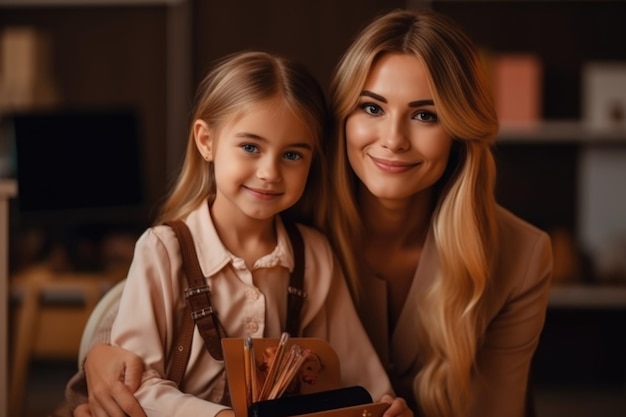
left=328, top=9, right=499, bottom=417
left=156, top=51, right=329, bottom=227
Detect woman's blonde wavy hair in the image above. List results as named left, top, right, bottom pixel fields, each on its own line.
left=327, top=9, right=499, bottom=417
left=154, top=51, right=329, bottom=228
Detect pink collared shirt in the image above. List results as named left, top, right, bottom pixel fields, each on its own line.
left=110, top=202, right=392, bottom=417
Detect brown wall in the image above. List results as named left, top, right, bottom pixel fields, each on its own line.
left=2, top=0, right=625, bottom=261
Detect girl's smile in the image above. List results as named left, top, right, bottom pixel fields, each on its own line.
left=195, top=94, right=315, bottom=223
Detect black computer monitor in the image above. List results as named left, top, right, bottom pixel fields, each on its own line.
left=7, top=107, right=149, bottom=268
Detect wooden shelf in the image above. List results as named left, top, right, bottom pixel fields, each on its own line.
left=548, top=284, right=626, bottom=309
left=497, top=120, right=626, bottom=144
left=0, top=0, right=182, bottom=6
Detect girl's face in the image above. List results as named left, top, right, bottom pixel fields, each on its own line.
left=345, top=53, right=453, bottom=202
left=197, top=95, right=315, bottom=222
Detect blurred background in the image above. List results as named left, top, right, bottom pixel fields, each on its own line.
left=0, top=0, right=625, bottom=416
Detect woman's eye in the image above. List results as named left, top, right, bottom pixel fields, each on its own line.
left=360, top=103, right=383, bottom=116
left=414, top=111, right=438, bottom=122
left=241, top=144, right=259, bottom=153
left=284, top=151, right=302, bottom=161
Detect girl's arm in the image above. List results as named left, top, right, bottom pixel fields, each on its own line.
left=109, top=227, right=231, bottom=417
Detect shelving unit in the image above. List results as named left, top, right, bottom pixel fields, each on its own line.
left=498, top=120, right=626, bottom=144
left=549, top=284, right=626, bottom=309
left=495, top=121, right=626, bottom=308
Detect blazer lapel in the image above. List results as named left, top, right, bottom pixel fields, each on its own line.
left=391, top=228, right=439, bottom=375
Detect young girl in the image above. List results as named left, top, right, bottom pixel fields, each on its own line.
left=80, top=51, right=410, bottom=417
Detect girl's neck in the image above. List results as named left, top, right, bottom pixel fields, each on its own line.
left=210, top=202, right=277, bottom=267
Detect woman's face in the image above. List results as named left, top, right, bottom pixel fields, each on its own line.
left=345, top=53, right=453, bottom=202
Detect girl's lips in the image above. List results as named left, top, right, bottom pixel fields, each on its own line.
left=369, top=155, right=419, bottom=173
left=244, top=186, right=282, bottom=200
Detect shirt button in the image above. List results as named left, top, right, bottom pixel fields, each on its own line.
left=246, top=289, right=260, bottom=300
left=246, top=320, right=259, bottom=333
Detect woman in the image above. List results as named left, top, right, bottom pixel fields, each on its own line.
left=324, top=9, right=551, bottom=417
left=71, top=8, right=552, bottom=417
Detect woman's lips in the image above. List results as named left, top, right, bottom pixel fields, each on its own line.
left=369, top=155, right=419, bottom=173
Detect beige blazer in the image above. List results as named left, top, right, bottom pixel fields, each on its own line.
left=357, top=206, right=553, bottom=417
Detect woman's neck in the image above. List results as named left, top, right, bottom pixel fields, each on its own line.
left=358, top=185, right=433, bottom=249
left=358, top=185, right=435, bottom=328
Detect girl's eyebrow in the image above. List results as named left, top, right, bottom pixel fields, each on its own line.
left=235, top=132, right=313, bottom=150
left=360, top=91, right=434, bottom=107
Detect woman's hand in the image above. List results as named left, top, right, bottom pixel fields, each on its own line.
left=82, top=343, right=146, bottom=417
left=73, top=404, right=93, bottom=417
left=379, top=394, right=413, bottom=417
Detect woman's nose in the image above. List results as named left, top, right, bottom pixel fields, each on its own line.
left=381, top=119, right=410, bottom=152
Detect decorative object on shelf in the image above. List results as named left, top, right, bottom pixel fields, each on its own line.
left=594, top=233, right=626, bottom=285
left=582, top=61, right=626, bottom=131
left=548, top=226, right=586, bottom=285
left=0, top=26, right=59, bottom=178
left=578, top=146, right=626, bottom=278
left=0, top=26, right=58, bottom=112
left=491, top=53, right=542, bottom=128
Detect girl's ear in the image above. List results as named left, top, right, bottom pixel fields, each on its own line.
left=193, top=120, right=214, bottom=161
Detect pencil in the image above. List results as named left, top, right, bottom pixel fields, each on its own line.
left=258, top=332, right=290, bottom=401
left=244, top=336, right=253, bottom=406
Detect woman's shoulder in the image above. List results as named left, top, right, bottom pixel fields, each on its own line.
left=492, top=205, right=553, bottom=289
left=495, top=205, right=550, bottom=244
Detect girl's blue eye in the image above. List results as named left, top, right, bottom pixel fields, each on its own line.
left=415, top=111, right=438, bottom=122
left=284, top=151, right=301, bottom=161
left=242, top=144, right=259, bottom=153
left=360, top=103, right=383, bottom=116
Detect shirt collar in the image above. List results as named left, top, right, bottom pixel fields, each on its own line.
left=184, top=201, right=295, bottom=276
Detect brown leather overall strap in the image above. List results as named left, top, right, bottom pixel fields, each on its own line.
left=165, top=218, right=306, bottom=381
left=167, top=220, right=227, bottom=361
left=168, top=303, right=193, bottom=386
left=283, top=219, right=306, bottom=337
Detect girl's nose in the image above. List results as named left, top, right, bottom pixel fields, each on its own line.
left=256, top=158, right=281, bottom=182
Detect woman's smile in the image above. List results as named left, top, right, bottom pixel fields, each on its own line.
left=369, top=154, right=420, bottom=174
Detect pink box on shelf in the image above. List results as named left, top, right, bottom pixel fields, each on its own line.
left=492, top=53, right=543, bottom=126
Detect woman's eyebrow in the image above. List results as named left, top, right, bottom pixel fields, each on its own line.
left=360, top=91, right=434, bottom=108
left=360, top=90, right=386, bottom=103
left=409, top=99, right=434, bottom=107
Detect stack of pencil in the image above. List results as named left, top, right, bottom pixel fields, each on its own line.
left=244, top=332, right=312, bottom=403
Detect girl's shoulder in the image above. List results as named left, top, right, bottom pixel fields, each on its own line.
left=290, top=222, right=336, bottom=261
left=292, top=222, right=331, bottom=246
left=133, top=223, right=181, bottom=254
